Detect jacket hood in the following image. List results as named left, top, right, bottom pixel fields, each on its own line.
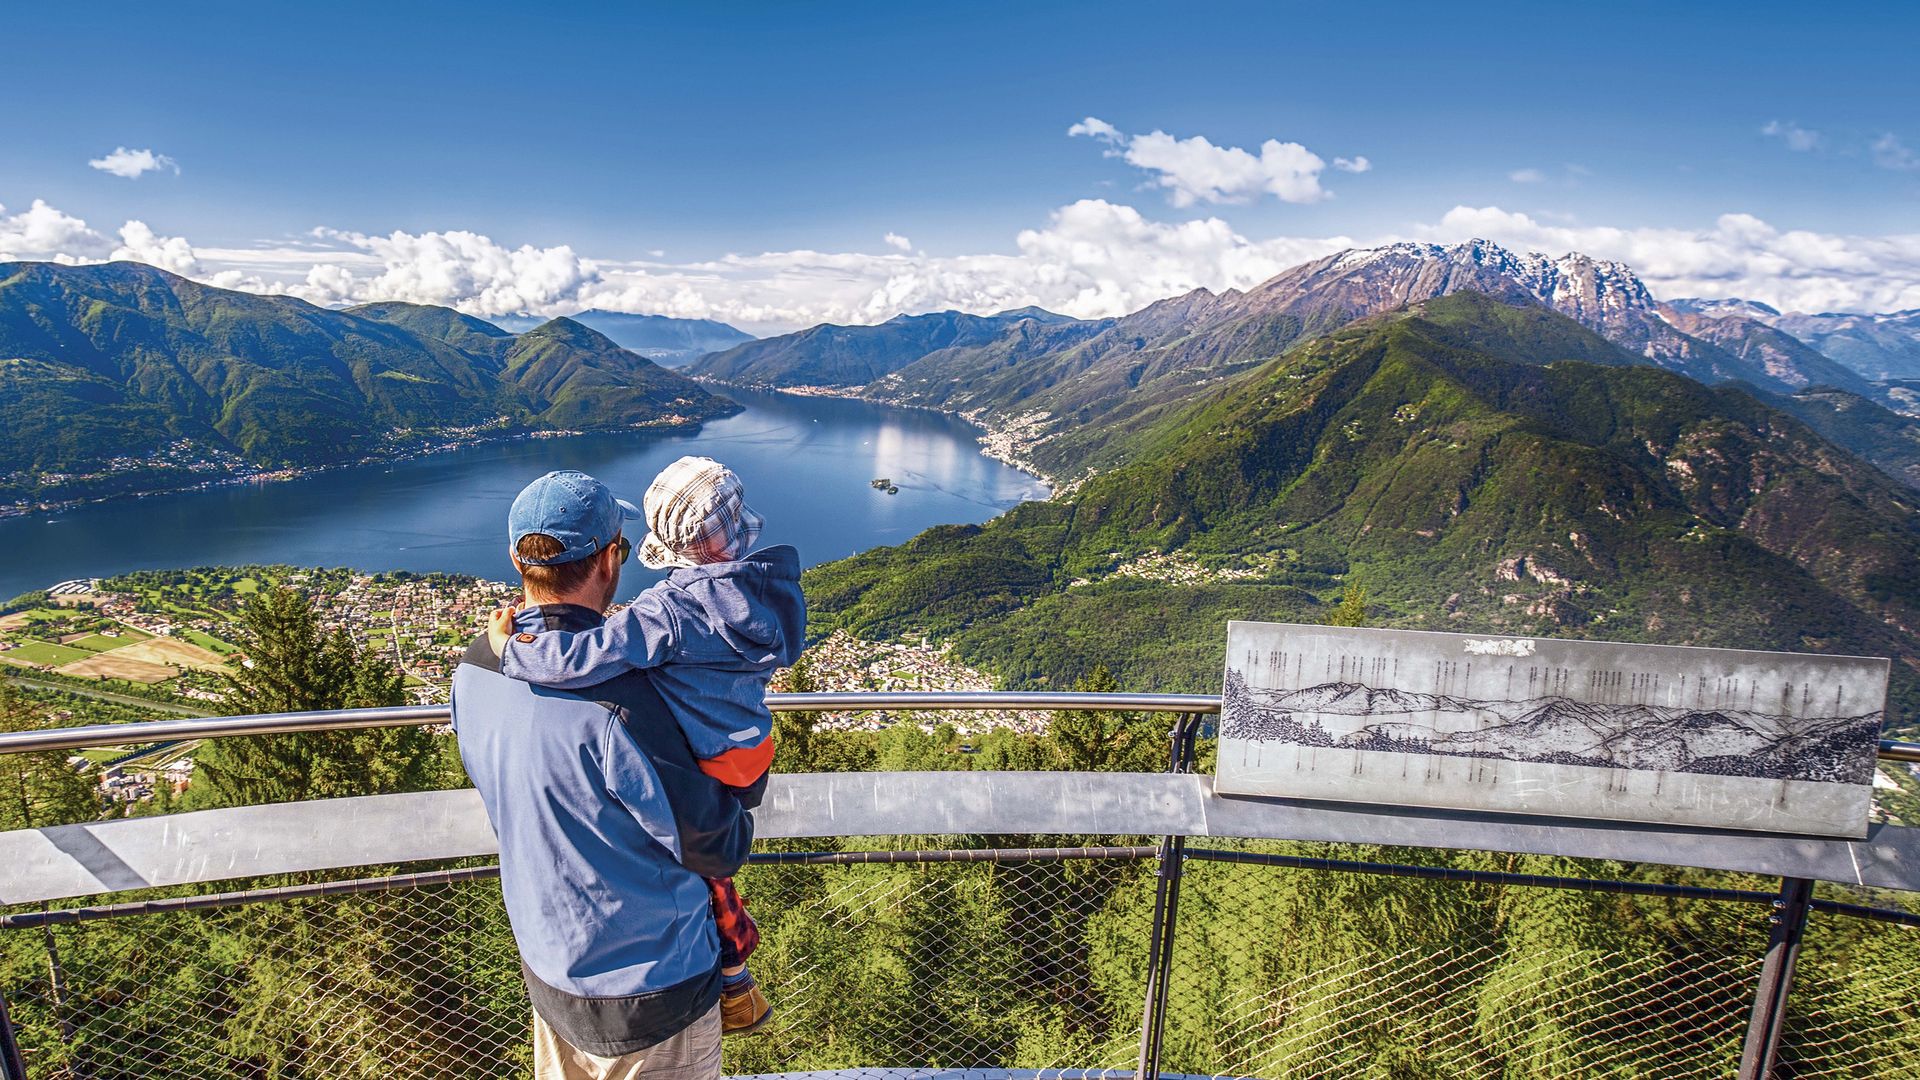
left=664, top=545, right=805, bottom=666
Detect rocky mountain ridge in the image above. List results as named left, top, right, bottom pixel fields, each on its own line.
left=1669, top=300, right=1920, bottom=382
left=686, top=240, right=1917, bottom=486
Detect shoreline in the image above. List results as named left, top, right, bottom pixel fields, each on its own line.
left=700, top=378, right=1060, bottom=495
left=0, top=411, right=726, bottom=521
left=3, top=384, right=1060, bottom=520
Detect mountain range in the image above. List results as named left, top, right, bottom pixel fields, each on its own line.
left=484, top=309, right=754, bottom=365
left=1220, top=675, right=1880, bottom=784
left=804, top=292, right=1920, bottom=734
left=688, top=240, right=1920, bottom=490
left=1668, top=299, right=1920, bottom=382
left=0, top=262, right=733, bottom=494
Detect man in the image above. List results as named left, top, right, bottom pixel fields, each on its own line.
left=452, top=469, right=755, bottom=1079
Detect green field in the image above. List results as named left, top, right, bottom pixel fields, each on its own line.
left=5, top=640, right=96, bottom=665
left=181, top=629, right=239, bottom=654
left=69, top=630, right=149, bottom=652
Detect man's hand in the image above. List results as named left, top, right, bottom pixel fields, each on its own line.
left=487, top=604, right=519, bottom=655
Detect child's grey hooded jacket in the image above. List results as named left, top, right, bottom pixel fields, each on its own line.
left=499, top=545, right=805, bottom=788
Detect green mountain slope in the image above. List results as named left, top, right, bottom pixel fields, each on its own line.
left=0, top=263, right=733, bottom=485
left=486, top=310, right=755, bottom=365
left=502, top=317, right=723, bottom=426
left=804, top=294, right=1920, bottom=731
left=690, top=308, right=1103, bottom=387
left=1757, top=385, right=1920, bottom=491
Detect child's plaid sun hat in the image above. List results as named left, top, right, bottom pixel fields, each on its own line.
left=637, top=455, right=765, bottom=570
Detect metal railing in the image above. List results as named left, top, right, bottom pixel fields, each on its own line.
left=2, top=695, right=1918, bottom=1080
left=0, top=692, right=1913, bottom=760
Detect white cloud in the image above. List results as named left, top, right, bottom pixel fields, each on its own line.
left=13, top=192, right=1920, bottom=334
left=1762, top=120, right=1822, bottom=152
left=1417, top=205, right=1920, bottom=314
left=1066, top=116, right=1122, bottom=143
left=883, top=232, right=912, bottom=252
left=1071, top=117, right=1353, bottom=206
left=1509, top=168, right=1547, bottom=183
left=0, top=199, right=113, bottom=262
left=288, top=228, right=602, bottom=316
left=1872, top=133, right=1919, bottom=172
left=112, top=221, right=199, bottom=274
left=88, top=147, right=179, bottom=179
left=568, top=199, right=1353, bottom=331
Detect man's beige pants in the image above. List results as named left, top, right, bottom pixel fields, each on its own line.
left=532, top=1002, right=722, bottom=1080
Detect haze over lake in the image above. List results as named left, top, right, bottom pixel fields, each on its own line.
left=0, top=387, right=1049, bottom=603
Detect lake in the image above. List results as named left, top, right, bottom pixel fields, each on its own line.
left=0, top=387, right=1050, bottom=603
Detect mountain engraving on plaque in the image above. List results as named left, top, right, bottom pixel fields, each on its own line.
left=1216, top=623, right=1889, bottom=838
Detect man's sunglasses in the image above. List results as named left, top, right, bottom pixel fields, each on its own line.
left=612, top=535, right=632, bottom=564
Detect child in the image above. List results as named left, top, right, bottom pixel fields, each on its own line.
left=488, top=455, right=804, bottom=1036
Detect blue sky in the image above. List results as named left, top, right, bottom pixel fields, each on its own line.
left=5, top=1, right=1919, bottom=330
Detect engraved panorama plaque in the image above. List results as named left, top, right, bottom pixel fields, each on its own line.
left=1215, top=623, right=1889, bottom=838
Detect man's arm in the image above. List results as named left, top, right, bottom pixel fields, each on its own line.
left=500, top=592, right=682, bottom=690
left=603, top=712, right=754, bottom=878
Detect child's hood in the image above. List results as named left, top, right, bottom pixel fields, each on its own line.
left=663, top=544, right=805, bottom=666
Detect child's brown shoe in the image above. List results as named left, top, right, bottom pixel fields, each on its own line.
left=720, top=981, right=773, bottom=1035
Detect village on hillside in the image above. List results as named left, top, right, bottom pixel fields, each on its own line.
left=4, top=566, right=1066, bottom=813
left=1, top=569, right=519, bottom=708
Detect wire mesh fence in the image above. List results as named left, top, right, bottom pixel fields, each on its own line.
left=1161, top=844, right=1773, bottom=1079
left=3, top=842, right=1919, bottom=1079
left=0, top=846, right=1158, bottom=1080
left=1774, top=889, right=1920, bottom=1079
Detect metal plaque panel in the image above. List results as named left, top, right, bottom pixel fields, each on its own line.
left=1216, top=622, right=1889, bottom=838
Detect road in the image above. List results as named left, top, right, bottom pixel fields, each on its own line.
left=1, top=674, right=202, bottom=715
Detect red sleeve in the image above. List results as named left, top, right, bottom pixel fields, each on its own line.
left=696, top=737, right=775, bottom=788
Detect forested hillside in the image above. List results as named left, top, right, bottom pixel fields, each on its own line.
left=692, top=307, right=1104, bottom=387
left=806, top=294, right=1920, bottom=733
left=0, top=262, right=732, bottom=486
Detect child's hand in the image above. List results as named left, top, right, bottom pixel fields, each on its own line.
left=487, top=604, right=519, bottom=655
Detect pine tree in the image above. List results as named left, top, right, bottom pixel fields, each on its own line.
left=772, top=653, right=820, bottom=773
left=0, top=682, right=98, bottom=831
left=186, top=586, right=435, bottom=808
left=0, top=682, right=99, bottom=1065
left=1049, top=664, right=1166, bottom=773
left=1327, top=583, right=1369, bottom=627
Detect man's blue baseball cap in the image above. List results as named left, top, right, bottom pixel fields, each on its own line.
left=507, top=470, right=643, bottom=566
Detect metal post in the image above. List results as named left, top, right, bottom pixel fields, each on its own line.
left=1135, top=715, right=1200, bottom=1080
left=1737, top=877, right=1814, bottom=1080
left=0, top=983, right=27, bottom=1080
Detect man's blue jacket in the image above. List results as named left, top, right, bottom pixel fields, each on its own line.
left=451, top=603, right=759, bottom=1056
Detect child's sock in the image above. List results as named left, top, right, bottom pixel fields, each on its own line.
left=722, top=966, right=756, bottom=994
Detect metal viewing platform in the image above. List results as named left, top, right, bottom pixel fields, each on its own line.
left=2, top=693, right=1917, bottom=1080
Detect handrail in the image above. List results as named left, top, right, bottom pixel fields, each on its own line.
left=0, top=693, right=1913, bottom=762
left=0, top=692, right=1219, bottom=755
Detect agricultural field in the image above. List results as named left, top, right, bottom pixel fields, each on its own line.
left=12, top=564, right=515, bottom=706
left=2, top=641, right=94, bottom=666
left=66, top=629, right=153, bottom=651
left=0, top=598, right=232, bottom=689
